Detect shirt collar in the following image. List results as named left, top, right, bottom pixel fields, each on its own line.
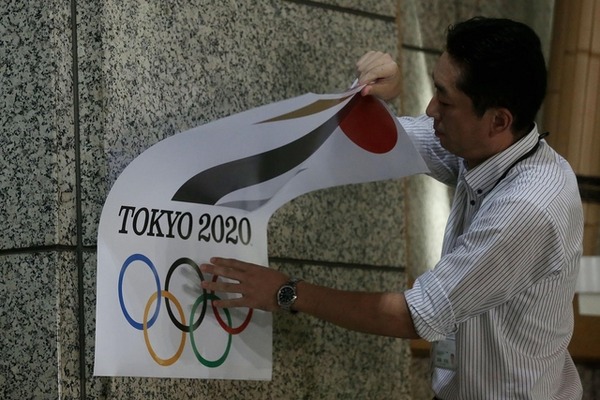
left=462, top=124, right=540, bottom=196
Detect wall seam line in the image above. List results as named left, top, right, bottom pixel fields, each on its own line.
left=69, top=0, right=87, bottom=398
left=282, top=0, right=395, bottom=22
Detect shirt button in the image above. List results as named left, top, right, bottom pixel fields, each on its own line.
left=476, top=189, right=483, bottom=194
left=470, top=200, right=476, bottom=205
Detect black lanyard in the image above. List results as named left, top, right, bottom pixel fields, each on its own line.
left=489, top=131, right=549, bottom=193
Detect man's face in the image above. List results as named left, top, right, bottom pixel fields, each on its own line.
left=426, top=52, right=495, bottom=168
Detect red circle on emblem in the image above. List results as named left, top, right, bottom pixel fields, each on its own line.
left=339, top=95, right=398, bottom=154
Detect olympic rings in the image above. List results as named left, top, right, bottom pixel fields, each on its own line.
left=143, top=290, right=186, bottom=366
left=190, top=293, right=232, bottom=368
left=165, top=257, right=206, bottom=332
left=211, top=274, right=253, bottom=335
left=118, top=254, right=253, bottom=368
left=119, top=253, right=161, bottom=330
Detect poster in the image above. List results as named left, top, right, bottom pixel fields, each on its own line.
left=94, top=85, right=428, bottom=380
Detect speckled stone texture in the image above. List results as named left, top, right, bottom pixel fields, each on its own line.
left=0, top=0, right=75, bottom=249
left=0, top=254, right=57, bottom=398
left=268, top=180, right=407, bottom=266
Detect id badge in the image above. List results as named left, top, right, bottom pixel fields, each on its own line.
left=433, top=335, right=456, bottom=370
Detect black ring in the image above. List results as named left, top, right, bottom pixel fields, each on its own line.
left=164, top=257, right=207, bottom=332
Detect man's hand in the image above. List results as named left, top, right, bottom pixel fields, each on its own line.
left=356, top=51, right=402, bottom=101
left=200, top=257, right=289, bottom=312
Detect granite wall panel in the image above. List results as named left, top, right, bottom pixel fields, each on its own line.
left=0, top=1, right=75, bottom=249
left=268, top=179, right=407, bottom=266
left=0, top=252, right=79, bottom=399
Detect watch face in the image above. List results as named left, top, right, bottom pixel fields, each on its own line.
left=278, top=285, right=295, bottom=305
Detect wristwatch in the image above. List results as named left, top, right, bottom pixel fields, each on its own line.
left=276, top=278, right=302, bottom=313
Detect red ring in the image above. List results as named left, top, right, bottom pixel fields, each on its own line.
left=211, top=275, right=253, bottom=334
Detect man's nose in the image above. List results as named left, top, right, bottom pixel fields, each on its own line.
left=425, top=97, right=438, bottom=119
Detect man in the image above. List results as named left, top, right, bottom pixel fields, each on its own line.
left=201, top=17, right=583, bottom=399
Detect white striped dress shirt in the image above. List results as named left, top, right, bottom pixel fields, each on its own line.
left=402, top=115, right=583, bottom=399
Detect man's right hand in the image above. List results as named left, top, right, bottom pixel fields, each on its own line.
left=356, top=51, right=402, bottom=101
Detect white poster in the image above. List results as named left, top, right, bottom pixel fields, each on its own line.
left=94, top=85, right=428, bottom=380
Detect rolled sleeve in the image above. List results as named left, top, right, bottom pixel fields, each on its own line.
left=404, top=271, right=457, bottom=341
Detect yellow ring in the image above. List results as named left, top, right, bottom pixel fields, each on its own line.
left=143, top=290, right=186, bottom=366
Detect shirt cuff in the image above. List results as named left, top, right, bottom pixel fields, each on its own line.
left=404, top=271, right=457, bottom=341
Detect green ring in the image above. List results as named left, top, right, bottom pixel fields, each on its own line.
left=189, top=293, right=232, bottom=368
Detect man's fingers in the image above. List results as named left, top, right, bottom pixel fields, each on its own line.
left=359, top=61, right=398, bottom=86
left=212, top=296, right=248, bottom=309
left=201, top=258, right=248, bottom=281
left=209, top=257, right=246, bottom=270
left=354, top=51, right=401, bottom=101
left=356, top=50, right=381, bottom=69
left=357, top=52, right=395, bottom=80
left=202, top=279, right=241, bottom=294
left=211, top=257, right=262, bottom=272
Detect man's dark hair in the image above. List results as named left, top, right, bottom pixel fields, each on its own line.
left=445, top=17, right=547, bottom=134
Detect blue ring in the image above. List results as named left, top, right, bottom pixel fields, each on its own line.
left=118, top=253, right=161, bottom=330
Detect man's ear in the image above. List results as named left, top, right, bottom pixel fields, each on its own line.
left=489, top=107, right=513, bottom=136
